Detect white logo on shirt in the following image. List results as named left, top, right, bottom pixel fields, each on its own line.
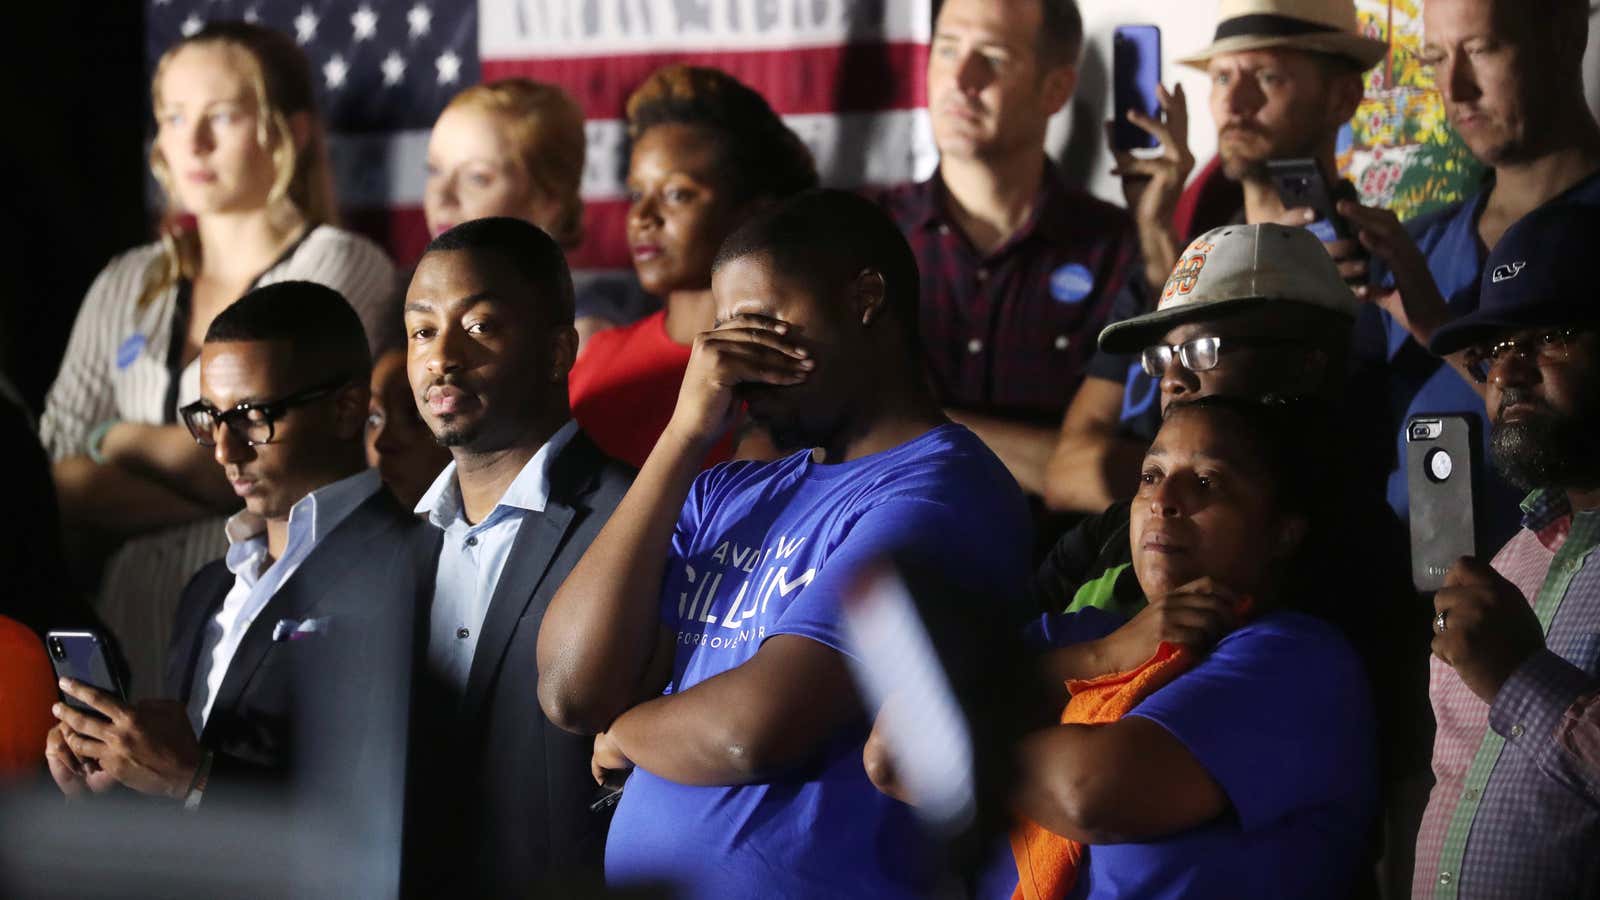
left=676, top=535, right=816, bottom=651
left=1491, top=261, right=1527, bottom=283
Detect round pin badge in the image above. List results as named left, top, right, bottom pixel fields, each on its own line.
left=1121, top=362, right=1158, bottom=421
left=1049, top=263, right=1094, bottom=304
left=116, top=333, right=147, bottom=371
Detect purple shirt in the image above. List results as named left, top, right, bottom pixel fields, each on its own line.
left=877, top=169, right=1141, bottom=424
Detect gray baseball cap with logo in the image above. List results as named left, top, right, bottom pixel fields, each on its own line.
left=1098, top=223, right=1359, bottom=354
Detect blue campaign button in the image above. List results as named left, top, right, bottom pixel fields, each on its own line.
left=1049, top=263, right=1094, bottom=304
left=115, top=333, right=147, bottom=370
left=1121, top=362, right=1158, bottom=421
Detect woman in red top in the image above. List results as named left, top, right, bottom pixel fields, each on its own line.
left=568, top=65, right=818, bottom=468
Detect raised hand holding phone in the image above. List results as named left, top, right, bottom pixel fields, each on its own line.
left=1105, top=24, right=1194, bottom=294
left=1111, top=25, right=1163, bottom=153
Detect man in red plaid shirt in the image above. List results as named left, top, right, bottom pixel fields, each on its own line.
left=878, top=0, right=1142, bottom=505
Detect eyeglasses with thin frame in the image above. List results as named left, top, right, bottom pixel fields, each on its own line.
left=1463, top=327, right=1587, bottom=384
left=179, top=376, right=349, bottom=448
left=1139, top=336, right=1308, bottom=378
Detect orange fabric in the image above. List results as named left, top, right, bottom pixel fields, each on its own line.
left=0, top=616, right=57, bottom=780
left=1010, top=641, right=1199, bottom=900
left=1011, top=594, right=1256, bottom=900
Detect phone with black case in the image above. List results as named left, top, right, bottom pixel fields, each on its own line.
left=45, top=629, right=128, bottom=719
left=1266, top=157, right=1352, bottom=242
left=1406, top=415, right=1481, bottom=592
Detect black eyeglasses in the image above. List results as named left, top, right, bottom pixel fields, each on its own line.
left=1139, top=336, right=1307, bottom=378
left=1463, top=327, right=1586, bottom=383
left=180, top=376, right=348, bottom=447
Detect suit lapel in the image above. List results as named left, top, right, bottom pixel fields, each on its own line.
left=457, top=432, right=604, bottom=722
left=203, top=492, right=401, bottom=735
left=166, top=562, right=233, bottom=702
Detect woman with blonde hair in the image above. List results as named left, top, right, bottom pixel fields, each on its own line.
left=424, top=78, right=644, bottom=344
left=42, top=21, right=398, bottom=697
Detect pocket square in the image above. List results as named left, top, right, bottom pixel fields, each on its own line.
left=272, top=616, right=331, bottom=642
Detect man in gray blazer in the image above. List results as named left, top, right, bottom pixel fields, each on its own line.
left=402, top=218, right=634, bottom=894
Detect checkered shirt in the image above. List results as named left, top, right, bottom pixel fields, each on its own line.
left=877, top=169, right=1141, bottom=425
left=1414, top=489, right=1600, bottom=898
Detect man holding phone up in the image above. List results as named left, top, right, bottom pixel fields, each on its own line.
left=1049, top=0, right=1385, bottom=513
left=45, top=282, right=426, bottom=813
left=1414, top=204, right=1600, bottom=898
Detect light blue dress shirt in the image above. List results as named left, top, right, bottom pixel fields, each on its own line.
left=416, top=420, right=579, bottom=694
left=188, top=468, right=383, bottom=734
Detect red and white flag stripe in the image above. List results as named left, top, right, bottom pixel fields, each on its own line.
left=340, top=0, right=935, bottom=273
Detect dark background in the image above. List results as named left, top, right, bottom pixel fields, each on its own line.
left=2, top=4, right=148, bottom=416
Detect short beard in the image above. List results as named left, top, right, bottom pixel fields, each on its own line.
left=1218, top=119, right=1324, bottom=184
left=1221, top=154, right=1267, bottom=183
left=1490, top=398, right=1600, bottom=492
left=1216, top=125, right=1273, bottom=182
left=434, top=420, right=480, bottom=449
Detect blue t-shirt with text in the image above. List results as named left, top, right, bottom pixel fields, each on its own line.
left=605, top=424, right=1032, bottom=900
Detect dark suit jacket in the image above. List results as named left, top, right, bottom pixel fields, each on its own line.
left=407, top=430, right=634, bottom=897
left=165, top=485, right=429, bottom=808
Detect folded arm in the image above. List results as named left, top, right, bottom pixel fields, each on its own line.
left=99, top=422, right=238, bottom=509
left=606, top=634, right=862, bottom=786
left=53, top=455, right=225, bottom=536
left=945, top=409, right=1056, bottom=497
left=1044, top=377, right=1146, bottom=513
left=536, top=426, right=705, bottom=734
left=1013, top=716, right=1227, bottom=843
left=539, top=313, right=814, bottom=734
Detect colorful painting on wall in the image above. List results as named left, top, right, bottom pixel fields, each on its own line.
left=1339, top=0, right=1487, bottom=221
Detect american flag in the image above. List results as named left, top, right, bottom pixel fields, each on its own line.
left=145, top=0, right=936, bottom=281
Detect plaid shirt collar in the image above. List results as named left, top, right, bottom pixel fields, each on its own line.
left=1518, top=488, right=1600, bottom=552
left=910, top=161, right=1076, bottom=252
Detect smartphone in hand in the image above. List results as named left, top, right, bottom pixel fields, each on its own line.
left=590, top=769, right=628, bottom=813
left=1406, top=415, right=1481, bottom=593
left=1266, top=157, right=1353, bottom=242
left=45, top=629, right=128, bottom=720
left=1112, top=25, right=1162, bottom=152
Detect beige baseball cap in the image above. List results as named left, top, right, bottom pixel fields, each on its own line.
left=1178, top=0, right=1389, bottom=72
left=1098, top=223, right=1358, bottom=354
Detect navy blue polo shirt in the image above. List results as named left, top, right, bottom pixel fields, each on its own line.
left=1355, top=169, right=1600, bottom=553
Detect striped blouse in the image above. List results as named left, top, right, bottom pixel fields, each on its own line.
left=39, top=224, right=399, bottom=698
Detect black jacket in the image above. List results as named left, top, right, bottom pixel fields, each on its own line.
left=406, top=431, right=634, bottom=897
left=165, top=485, right=428, bottom=809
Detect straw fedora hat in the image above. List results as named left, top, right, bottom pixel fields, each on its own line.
left=1178, top=0, right=1389, bottom=71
